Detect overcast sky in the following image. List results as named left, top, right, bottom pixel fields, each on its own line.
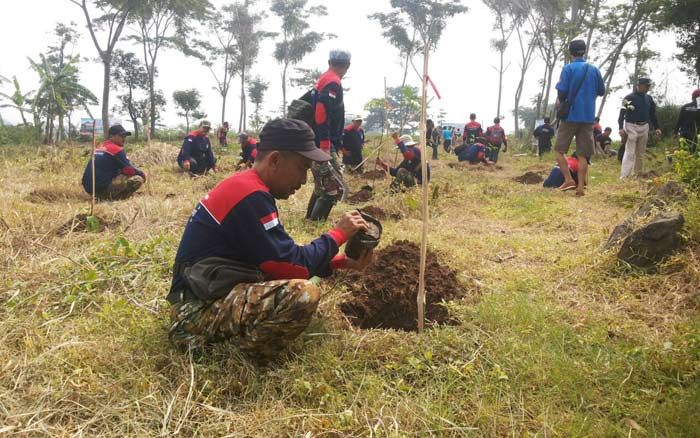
left=1, top=0, right=695, bottom=136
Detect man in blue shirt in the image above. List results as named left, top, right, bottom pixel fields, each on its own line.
left=618, top=78, right=662, bottom=178
left=177, top=120, right=217, bottom=176
left=554, top=40, right=605, bottom=196
left=168, top=119, right=373, bottom=358
left=442, top=126, right=453, bottom=152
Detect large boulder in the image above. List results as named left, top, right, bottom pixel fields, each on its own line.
left=606, top=181, right=687, bottom=249
left=617, top=212, right=685, bottom=268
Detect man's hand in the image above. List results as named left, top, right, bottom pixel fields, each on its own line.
left=619, top=129, right=626, bottom=138
left=655, top=129, right=662, bottom=137
left=345, top=248, right=374, bottom=271
left=183, top=161, right=191, bottom=172
left=335, top=210, right=368, bottom=239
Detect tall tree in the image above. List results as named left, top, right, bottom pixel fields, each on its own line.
left=129, top=0, right=211, bottom=137
left=110, top=50, right=149, bottom=139
left=483, top=0, right=515, bottom=119
left=594, top=0, right=661, bottom=116
left=173, top=89, right=206, bottom=132
left=364, top=86, right=422, bottom=133
left=289, top=67, right=324, bottom=90
left=659, top=0, right=700, bottom=84
left=247, top=76, right=268, bottom=131
left=370, top=0, right=468, bottom=132
left=227, top=1, right=275, bottom=132
left=271, top=0, right=328, bottom=117
left=69, top=0, right=136, bottom=137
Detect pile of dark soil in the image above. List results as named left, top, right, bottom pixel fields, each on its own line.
left=54, top=213, right=115, bottom=236
left=360, top=206, right=387, bottom=220
left=28, top=188, right=89, bottom=204
left=346, top=186, right=374, bottom=204
left=340, top=240, right=463, bottom=331
left=361, top=170, right=387, bottom=180
left=513, top=171, right=544, bottom=185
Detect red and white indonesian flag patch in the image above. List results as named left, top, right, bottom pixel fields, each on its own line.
left=260, top=212, right=280, bottom=230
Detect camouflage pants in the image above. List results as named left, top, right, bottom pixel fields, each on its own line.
left=390, top=168, right=416, bottom=192
left=311, top=159, right=345, bottom=200
left=169, top=279, right=321, bottom=357
left=98, top=174, right=144, bottom=200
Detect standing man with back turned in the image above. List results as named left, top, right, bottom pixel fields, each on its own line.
left=618, top=78, right=661, bottom=179
left=554, top=40, right=605, bottom=196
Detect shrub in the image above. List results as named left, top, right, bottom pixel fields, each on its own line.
left=673, top=146, right=700, bottom=190
left=0, top=124, right=36, bottom=145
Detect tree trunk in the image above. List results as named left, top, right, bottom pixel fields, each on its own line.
left=19, top=108, right=27, bottom=126
left=585, top=0, right=601, bottom=54
left=185, top=113, right=190, bottom=133
left=497, top=47, right=504, bottom=118
left=102, top=57, right=111, bottom=138
left=239, top=65, right=246, bottom=132
left=58, top=113, right=65, bottom=142
left=281, top=62, right=288, bottom=117
left=148, top=74, right=156, bottom=137
left=597, top=51, right=622, bottom=117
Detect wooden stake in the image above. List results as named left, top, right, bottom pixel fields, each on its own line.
left=417, top=42, right=431, bottom=334
left=90, top=119, right=97, bottom=216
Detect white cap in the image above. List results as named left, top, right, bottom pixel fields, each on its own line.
left=399, top=134, right=417, bottom=146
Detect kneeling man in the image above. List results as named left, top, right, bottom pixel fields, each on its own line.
left=168, top=119, right=372, bottom=358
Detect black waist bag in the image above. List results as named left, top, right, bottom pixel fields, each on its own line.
left=183, top=257, right=266, bottom=302
left=287, top=90, right=314, bottom=126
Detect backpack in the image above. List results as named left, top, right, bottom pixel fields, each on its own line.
left=489, top=126, right=505, bottom=146
left=287, top=90, right=315, bottom=127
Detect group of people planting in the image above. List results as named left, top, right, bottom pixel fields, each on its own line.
left=77, top=41, right=699, bottom=360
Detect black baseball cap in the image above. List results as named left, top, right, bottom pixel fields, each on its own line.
left=259, top=119, right=330, bottom=162
left=108, top=124, right=131, bottom=136
left=569, top=40, right=586, bottom=56
left=637, top=77, right=652, bottom=86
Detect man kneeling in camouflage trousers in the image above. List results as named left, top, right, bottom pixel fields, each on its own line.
left=168, top=119, right=373, bottom=358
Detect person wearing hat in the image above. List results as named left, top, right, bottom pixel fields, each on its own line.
left=376, top=132, right=430, bottom=189
left=554, top=39, right=605, bottom=196
left=674, top=89, right=700, bottom=153
left=177, top=120, right=217, bottom=176
left=618, top=78, right=662, bottom=179
left=81, top=124, right=146, bottom=200
left=341, top=115, right=366, bottom=172
left=168, top=119, right=373, bottom=358
left=306, top=49, right=351, bottom=221
left=235, top=131, right=259, bottom=169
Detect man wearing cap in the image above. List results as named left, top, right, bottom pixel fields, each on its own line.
left=554, top=39, right=605, bottom=196
left=236, top=132, right=258, bottom=169
left=341, top=116, right=365, bottom=172
left=177, top=120, right=217, bottom=176
left=306, top=50, right=351, bottom=222
left=168, top=119, right=373, bottom=358
left=376, top=132, right=430, bottom=189
left=81, top=124, right=146, bottom=200
left=618, top=78, right=662, bottom=179
left=675, top=89, right=700, bottom=154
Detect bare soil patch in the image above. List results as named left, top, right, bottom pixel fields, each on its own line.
left=347, top=186, right=374, bottom=204
left=513, top=171, right=544, bottom=185
left=340, top=240, right=464, bottom=331
left=27, top=187, right=89, bottom=203
left=54, top=213, right=118, bottom=236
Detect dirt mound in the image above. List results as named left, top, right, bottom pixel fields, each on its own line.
left=361, top=170, right=387, bottom=180
left=54, top=213, right=117, bottom=236
left=28, top=187, right=89, bottom=203
left=513, top=171, right=544, bottom=185
left=340, top=240, right=463, bottom=331
left=128, top=141, right=179, bottom=166
left=347, top=186, right=373, bottom=204
left=359, top=206, right=403, bottom=221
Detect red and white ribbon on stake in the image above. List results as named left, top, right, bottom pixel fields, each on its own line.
left=426, top=75, right=442, bottom=100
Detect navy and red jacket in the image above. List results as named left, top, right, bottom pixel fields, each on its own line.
left=390, top=139, right=430, bottom=184
left=485, top=124, right=507, bottom=147
left=241, top=137, right=258, bottom=163
left=178, top=130, right=217, bottom=169
left=313, top=69, right=344, bottom=154
left=341, top=124, right=365, bottom=166
left=463, top=121, right=483, bottom=144
left=81, top=140, right=144, bottom=194
left=168, top=169, right=348, bottom=303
